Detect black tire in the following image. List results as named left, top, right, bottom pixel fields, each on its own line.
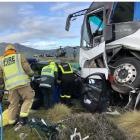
left=111, top=57, right=140, bottom=94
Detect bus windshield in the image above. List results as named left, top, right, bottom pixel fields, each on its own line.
left=88, top=15, right=104, bottom=35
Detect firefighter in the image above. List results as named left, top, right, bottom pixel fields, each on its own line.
left=40, top=61, right=59, bottom=109
left=59, top=63, right=73, bottom=105
left=0, top=44, right=35, bottom=128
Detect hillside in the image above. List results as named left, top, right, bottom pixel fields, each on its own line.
left=0, top=43, right=79, bottom=58
left=0, top=43, right=49, bottom=58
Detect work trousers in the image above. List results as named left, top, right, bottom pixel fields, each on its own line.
left=8, top=84, right=35, bottom=124
left=52, top=85, right=60, bottom=104
left=41, top=87, right=53, bottom=110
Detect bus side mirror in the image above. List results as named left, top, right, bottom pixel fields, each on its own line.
left=65, top=14, right=72, bottom=31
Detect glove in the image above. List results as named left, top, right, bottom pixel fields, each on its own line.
left=31, top=74, right=39, bottom=80
left=57, top=80, right=61, bottom=84
left=31, top=76, right=35, bottom=81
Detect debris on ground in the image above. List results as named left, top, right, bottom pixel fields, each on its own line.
left=70, top=128, right=89, bottom=140
left=4, top=104, right=139, bottom=140
left=105, top=110, right=121, bottom=116
left=58, top=113, right=134, bottom=140
left=19, top=133, right=28, bottom=140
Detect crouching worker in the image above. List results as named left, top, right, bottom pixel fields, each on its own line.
left=59, top=63, right=73, bottom=105
left=0, top=44, right=35, bottom=128
left=40, top=61, right=58, bottom=109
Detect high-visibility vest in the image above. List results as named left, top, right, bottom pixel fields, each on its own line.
left=59, top=63, right=73, bottom=99
left=59, top=63, right=73, bottom=74
left=41, top=62, right=58, bottom=77
left=2, top=54, right=30, bottom=90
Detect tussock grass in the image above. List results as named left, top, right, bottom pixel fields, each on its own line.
left=58, top=113, right=133, bottom=140
left=4, top=104, right=71, bottom=140
left=46, top=103, right=71, bottom=122
left=117, top=111, right=140, bottom=139
left=5, top=103, right=139, bottom=140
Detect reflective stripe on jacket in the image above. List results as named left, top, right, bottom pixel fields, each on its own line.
left=2, top=54, right=30, bottom=90
left=60, top=95, right=71, bottom=99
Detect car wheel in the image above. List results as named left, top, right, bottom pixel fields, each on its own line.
left=111, top=57, right=140, bottom=94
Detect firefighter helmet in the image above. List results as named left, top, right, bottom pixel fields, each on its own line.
left=5, top=44, right=16, bottom=52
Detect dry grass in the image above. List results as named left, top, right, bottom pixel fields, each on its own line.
left=117, top=111, right=140, bottom=139
left=4, top=103, right=140, bottom=140
left=58, top=113, right=133, bottom=140
left=46, top=103, right=72, bottom=122
left=4, top=104, right=71, bottom=140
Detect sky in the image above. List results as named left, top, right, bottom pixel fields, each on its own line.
left=0, top=2, right=91, bottom=50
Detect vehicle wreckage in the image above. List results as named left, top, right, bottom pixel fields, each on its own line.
left=65, top=2, right=140, bottom=110
left=1, top=2, right=140, bottom=140
left=28, top=2, right=140, bottom=111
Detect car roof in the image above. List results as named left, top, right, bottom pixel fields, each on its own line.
left=37, top=61, right=49, bottom=65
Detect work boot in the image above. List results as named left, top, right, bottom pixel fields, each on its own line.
left=14, top=117, right=28, bottom=132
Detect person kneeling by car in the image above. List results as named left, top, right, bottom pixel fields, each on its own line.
left=59, top=63, right=74, bottom=106
left=40, top=61, right=59, bottom=109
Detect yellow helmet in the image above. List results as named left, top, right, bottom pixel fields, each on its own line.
left=48, top=59, right=52, bottom=62
left=5, top=44, right=16, bottom=52
left=50, top=61, right=55, bottom=65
